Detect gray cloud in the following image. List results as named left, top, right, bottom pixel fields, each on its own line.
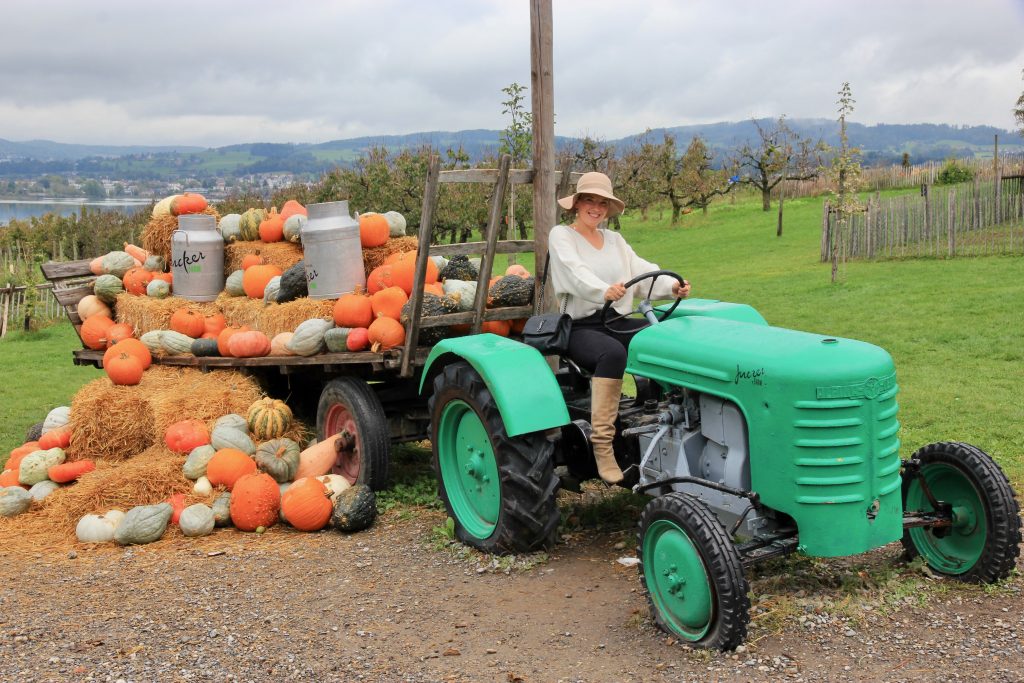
left=0, top=0, right=1021, bottom=147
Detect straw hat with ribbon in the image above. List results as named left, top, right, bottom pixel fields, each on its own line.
left=557, top=172, right=625, bottom=217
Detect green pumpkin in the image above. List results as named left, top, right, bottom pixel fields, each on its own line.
left=254, top=438, right=301, bottom=483
left=28, top=480, right=59, bottom=501
left=218, top=214, right=242, bottom=243
left=183, top=444, right=216, bottom=480
left=114, top=503, right=173, bottom=545
left=282, top=214, right=306, bottom=243
left=0, top=487, right=33, bottom=517
left=238, top=208, right=266, bottom=241
left=400, top=293, right=459, bottom=345
left=286, top=318, right=332, bottom=356
left=331, top=484, right=377, bottom=532
left=191, top=337, right=220, bottom=357
left=93, top=274, right=125, bottom=305
left=161, top=330, right=194, bottom=355
left=101, top=251, right=136, bottom=278
left=225, top=269, right=246, bottom=297
left=147, top=279, right=170, bottom=298
left=276, top=260, right=307, bottom=303
left=212, top=492, right=233, bottom=527
left=323, top=327, right=354, bottom=353
left=210, top=425, right=256, bottom=455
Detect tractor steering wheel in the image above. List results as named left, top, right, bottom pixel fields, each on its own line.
left=600, top=270, right=686, bottom=335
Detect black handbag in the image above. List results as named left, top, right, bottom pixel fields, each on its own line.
left=522, top=312, right=572, bottom=355
left=521, top=252, right=571, bottom=355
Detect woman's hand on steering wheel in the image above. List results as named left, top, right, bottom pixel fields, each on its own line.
left=600, top=270, right=687, bottom=334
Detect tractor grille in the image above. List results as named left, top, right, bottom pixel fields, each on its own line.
left=790, top=375, right=900, bottom=505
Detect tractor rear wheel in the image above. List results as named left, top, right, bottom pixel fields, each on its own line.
left=316, top=377, right=390, bottom=491
left=638, top=492, right=750, bottom=651
left=429, top=361, right=560, bottom=554
left=902, top=441, right=1021, bottom=582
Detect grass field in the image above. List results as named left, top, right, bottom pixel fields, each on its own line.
left=1, top=190, right=1021, bottom=486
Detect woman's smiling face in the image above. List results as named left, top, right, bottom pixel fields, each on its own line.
left=574, top=193, right=609, bottom=229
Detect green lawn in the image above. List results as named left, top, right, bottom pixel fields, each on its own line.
left=2, top=191, right=1021, bottom=487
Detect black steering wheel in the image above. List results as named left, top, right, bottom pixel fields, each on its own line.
left=600, top=270, right=686, bottom=335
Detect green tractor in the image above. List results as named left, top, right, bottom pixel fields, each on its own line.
left=419, top=270, right=1021, bottom=650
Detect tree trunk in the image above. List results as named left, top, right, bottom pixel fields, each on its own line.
left=702, top=205, right=708, bottom=215
left=761, top=188, right=772, bottom=211
left=671, top=202, right=682, bottom=224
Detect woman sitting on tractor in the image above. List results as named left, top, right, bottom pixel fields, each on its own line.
left=548, top=172, right=690, bottom=484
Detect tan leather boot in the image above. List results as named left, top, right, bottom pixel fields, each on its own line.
left=590, top=377, right=624, bottom=484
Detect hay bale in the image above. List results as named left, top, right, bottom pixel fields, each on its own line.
left=225, top=241, right=304, bottom=272
left=218, top=297, right=334, bottom=338
left=141, top=207, right=221, bottom=265
left=363, top=236, right=418, bottom=273
left=115, top=294, right=221, bottom=336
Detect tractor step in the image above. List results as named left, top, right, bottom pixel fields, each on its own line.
left=737, top=534, right=799, bottom=567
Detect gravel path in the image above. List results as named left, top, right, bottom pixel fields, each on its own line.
left=1, top=510, right=1022, bottom=682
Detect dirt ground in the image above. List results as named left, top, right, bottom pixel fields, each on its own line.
left=1, top=503, right=1022, bottom=683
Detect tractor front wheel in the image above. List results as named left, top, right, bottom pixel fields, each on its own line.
left=429, top=361, right=560, bottom=554
left=902, top=441, right=1021, bottom=583
left=638, top=492, right=750, bottom=651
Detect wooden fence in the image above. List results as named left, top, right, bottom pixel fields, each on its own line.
left=0, top=281, right=67, bottom=337
left=820, top=175, right=1024, bottom=262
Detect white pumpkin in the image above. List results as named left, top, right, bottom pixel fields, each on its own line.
left=28, top=480, right=59, bottom=501
left=0, top=487, right=32, bottom=517
left=193, top=476, right=213, bottom=497
left=104, top=509, right=126, bottom=527
left=316, top=474, right=352, bottom=500
left=43, top=406, right=71, bottom=434
left=76, top=513, right=118, bottom=543
left=383, top=211, right=407, bottom=237
left=179, top=504, right=215, bottom=537
left=19, top=448, right=65, bottom=486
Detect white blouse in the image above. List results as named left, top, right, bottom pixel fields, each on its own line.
left=547, top=224, right=677, bottom=319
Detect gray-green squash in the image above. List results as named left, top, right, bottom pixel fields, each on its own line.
left=140, top=330, right=165, bottom=354
left=28, top=480, right=59, bottom=501
left=161, top=330, right=194, bottom=355
left=212, top=492, right=232, bottom=527
left=179, top=504, right=215, bottom=537
left=330, top=484, right=377, bottom=532
left=113, top=503, right=173, bottom=545
left=210, top=425, right=255, bottom=455
left=214, top=413, right=249, bottom=433
left=287, top=318, right=332, bottom=356
left=441, top=280, right=476, bottom=311
left=147, top=279, right=171, bottom=299
left=183, top=444, right=216, bottom=480
left=384, top=211, right=407, bottom=237
left=143, top=254, right=166, bottom=272
left=323, top=327, right=354, bottom=353
left=224, top=269, right=246, bottom=297
left=19, top=447, right=65, bottom=486
left=282, top=214, right=306, bottom=243
left=191, top=337, right=220, bottom=357
left=101, top=251, right=136, bottom=278
left=0, top=487, right=33, bottom=517
left=254, top=438, right=301, bottom=483
left=263, top=276, right=282, bottom=305
left=218, top=213, right=242, bottom=243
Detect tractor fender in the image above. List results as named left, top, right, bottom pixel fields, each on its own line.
left=419, top=334, right=570, bottom=437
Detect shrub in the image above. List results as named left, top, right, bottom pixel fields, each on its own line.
left=936, top=159, right=974, bottom=185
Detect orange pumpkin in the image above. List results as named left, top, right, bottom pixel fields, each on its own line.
left=204, top=313, right=227, bottom=337
left=294, top=434, right=340, bottom=480
left=370, top=286, right=408, bottom=321
left=258, top=208, right=285, bottom=243
left=38, top=425, right=71, bottom=450
left=48, top=460, right=96, bottom=483
left=88, top=255, right=105, bottom=276
left=164, top=419, right=210, bottom=454
left=122, top=266, right=154, bottom=295
left=104, top=338, right=152, bottom=370
left=105, top=350, right=144, bottom=385
left=170, top=307, right=206, bottom=338
left=279, top=199, right=307, bottom=222
left=241, top=253, right=264, bottom=270
left=359, top=213, right=389, bottom=248
left=333, top=291, right=373, bottom=328
left=281, top=477, right=333, bottom=531
left=385, top=251, right=439, bottom=295
left=424, top=282, right=444, bottom=296
left=346, top=327, right=370, bottom=351
left=6, top=442, right=39, bottom=472
left=167, top=493, right=187, bottom=525
left=228, top=330, right=272, bottom=358
left=368, top=317, right=406, bottom=352
left=243, top=264, right=283, bottom=298
left=0, top=469, right=23, bottom=488
left=366, top=264, right=395, bottom=294
left=151, top=271, right=174, bottom=285
left=509, top=318, right=528, bottom=334
left=217, top=325, right=250, bottom=357
left=505, top=264, right=531, bottom=278
left=229, top=472, right=280, bottom=531
left=170, top=192, right=208, bottom=216
left=207, top=448, right=258, bottom=490
left=481, top=319, right=512, bottom=337
left=81, top=315, right=116, bottom=350
left=104, top=323, right=135, bottom=347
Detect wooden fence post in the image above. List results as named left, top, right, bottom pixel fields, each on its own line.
left=948, top=189, right=955, bottom=257
left=0, top=283, right=11, bottom=339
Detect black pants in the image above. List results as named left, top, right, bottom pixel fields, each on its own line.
left=566, top=313, right=648, bottom=379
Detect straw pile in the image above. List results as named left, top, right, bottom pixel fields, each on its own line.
left=140, top=207, right=221, bottom=265
left=225, top=241, right=304, bottom=272
left=363, top=236, right=418, bottom=273
left=218, top=297, right=335, bottom=338
left=115, top=294, right=221, bottom=336
left=67, top=366, right=266, bottom=461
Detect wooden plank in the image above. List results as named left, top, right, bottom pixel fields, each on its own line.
left=417, top=305, right=533, bottom=328
left=73, top=348, right=432, bottom=371
left=428, top=240, right=534, bottom=257
left=50, top=284, right=93, bottom=307
left=41, top=259, right=93, bottom=280
left=470, top=155, right=511, bottom=335
left=401, top=154, right=442, bottom=378
left=531, top=0, right=557, bottom=315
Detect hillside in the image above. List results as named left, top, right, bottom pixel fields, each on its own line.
left=0, top=121, right=1018, bottom=181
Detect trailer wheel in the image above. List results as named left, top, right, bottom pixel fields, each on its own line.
left=902, top=441, right=1021, bottom=582
left=316, top=377, right=390, bottom=491
left=429, top=361, right=560, bottom=554
left=638, top=492, right=750, bottom=651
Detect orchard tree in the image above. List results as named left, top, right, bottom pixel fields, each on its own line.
left=827, top=82, right=862, bottom=283
left=734, top=117, right=821, bottom=211
left=678, top=136, right=733, bottom=215
left=1015, top=69, right=1024, bottom=137
left=499, top=82, right=533, bottom=240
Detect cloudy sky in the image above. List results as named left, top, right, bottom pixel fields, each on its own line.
left=2, top=0, right=1022, bottom=148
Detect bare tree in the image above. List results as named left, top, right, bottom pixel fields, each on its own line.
left=1015, top=69, right=1024, bottom=137
left=827, top=83, right=862, bottom=283
left=734, top=117, right=821, bottom=211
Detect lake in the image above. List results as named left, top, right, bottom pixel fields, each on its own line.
left=0, top=199, right=155, bottom=226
